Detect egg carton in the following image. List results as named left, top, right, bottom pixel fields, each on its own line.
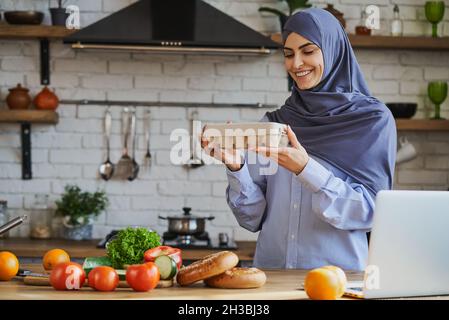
left=203, top=122, right=289, bottom=150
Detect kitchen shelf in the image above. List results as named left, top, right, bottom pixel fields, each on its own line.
left=396, top=119, right=449, bottom=131
left=0, top=110, right=59, bottom=124
left=270, top=33, right=449, bottom=51
left=0, top=109, right=59, bottom=180
left=0, top=24, right=75, bottom=39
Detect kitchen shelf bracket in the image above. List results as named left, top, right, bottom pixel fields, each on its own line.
left=40, top=39, right=50, bottom=85
left=20, top=122, right=32, bottom=180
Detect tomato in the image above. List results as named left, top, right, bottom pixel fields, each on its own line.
left=144, top=246, right=182, bottom=269
left=43, top=249, right=70, bottom=270
left=88, top=266, right=119, bottom=292
left=126, top=263, right=160, bottom=292
left=0, top=251, right=19, bottom=281
left=50, top=262, right=86, bottom=290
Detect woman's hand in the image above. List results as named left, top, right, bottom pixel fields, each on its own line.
left=252, top=125, right=309, bottom=175
left=201, top=123, right=244, bottom=172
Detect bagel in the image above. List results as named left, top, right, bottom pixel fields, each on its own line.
left=204, top=267, right=267, bottom=289
left=176, top=251, right=239, bottom=286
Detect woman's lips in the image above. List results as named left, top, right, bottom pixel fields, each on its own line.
left=295, top=69, right=313, bottom=78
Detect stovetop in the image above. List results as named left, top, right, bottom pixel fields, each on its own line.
left=162, top=231, right=237, bottom=250
left=162, top=238, right=238, bottom=250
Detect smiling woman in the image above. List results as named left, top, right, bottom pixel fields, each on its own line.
left=203, top=8, right=397, bottom=272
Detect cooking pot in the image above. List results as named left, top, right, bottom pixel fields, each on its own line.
left=159, top=207, right=214, bottom=235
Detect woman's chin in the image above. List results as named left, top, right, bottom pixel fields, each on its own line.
left=295, top=81, right=315, bottom=90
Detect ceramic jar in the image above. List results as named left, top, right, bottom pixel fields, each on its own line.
left=34, top=86, right=59, bottom=110
left=6, top=83, right=31, bottom=110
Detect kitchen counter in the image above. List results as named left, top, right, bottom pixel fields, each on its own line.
left=3, top=265, right=449, bottom=300
left=0, top=264, right=363, bottom=300
left=0, top=238, right=256, bottom=261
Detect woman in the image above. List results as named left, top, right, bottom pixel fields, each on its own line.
left=203, top=8, right=396, bottom=271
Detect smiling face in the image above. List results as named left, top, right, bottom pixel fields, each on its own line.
left=283, top=32, right=324, bottom=90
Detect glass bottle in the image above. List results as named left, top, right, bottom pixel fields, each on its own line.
left=391, top=4, right=403, bottom=36
left=30, top=194, right=52, bottom=239
left=355, top=9, right=371, bottom=36
left=0, top=200, right=9, bottom=239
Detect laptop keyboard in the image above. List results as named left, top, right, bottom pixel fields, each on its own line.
left=349, top=287, right=363, bottom=292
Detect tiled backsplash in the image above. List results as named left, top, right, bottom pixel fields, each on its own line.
left=0, top=0, right=448, bottom=240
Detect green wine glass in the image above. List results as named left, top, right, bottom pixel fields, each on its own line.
left=425, top=1, right=445, bottom=38
left=428, top=81, right=448, bottom=120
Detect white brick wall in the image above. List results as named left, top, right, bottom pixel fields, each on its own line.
left=1, top=0, right=449, bottom=240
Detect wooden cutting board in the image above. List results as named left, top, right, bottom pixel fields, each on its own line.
left=23, top=275, right=174, bottom=288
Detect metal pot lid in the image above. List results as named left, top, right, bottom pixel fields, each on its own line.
left=160, top=207, right=214, bottom=220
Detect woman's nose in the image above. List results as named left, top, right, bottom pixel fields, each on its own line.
left=293, top=55, right=304, bottom=69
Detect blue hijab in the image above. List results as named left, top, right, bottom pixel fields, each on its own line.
left=266, top=8, right=396, bottom=196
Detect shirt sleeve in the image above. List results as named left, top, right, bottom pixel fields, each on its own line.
left=296, top=157, right=375, bottom=231
left=226, top=160, right=267, bottom=232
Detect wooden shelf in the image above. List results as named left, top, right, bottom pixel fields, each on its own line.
left=270, top=33, right=449, bottom=51
left=396, top=119, right=449, bottom=131
left=0, top=24, right=75, bottom=39
left=0, top=110, right=59, bottom=124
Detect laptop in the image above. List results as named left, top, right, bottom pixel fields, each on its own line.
left=345, top=190, right=449, bottom=299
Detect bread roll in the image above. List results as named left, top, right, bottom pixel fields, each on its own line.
left=176, top=251, right=239, bottom=286
left=204, top=267, right=267, bottom=289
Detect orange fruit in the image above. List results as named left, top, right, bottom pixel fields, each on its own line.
left=304, top=265, right=347, bottom=300
left=0, top=251, right=19, bottom=281
left=43, top=249, right=70, bottom=271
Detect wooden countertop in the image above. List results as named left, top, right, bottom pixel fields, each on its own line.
left=0, top=264, right=363, bottom=300
left=0, top=238, right=255, bottom=261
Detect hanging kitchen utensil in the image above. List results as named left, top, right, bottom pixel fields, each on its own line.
left=144, top=109, right=152, bottom=167
left=128, top=108, right=140, bottom=181
left=116, top=108, right=133, bottom=179
left=99, top=108, right=115, bottom=181
left=184, top=110, right=204, bottom=168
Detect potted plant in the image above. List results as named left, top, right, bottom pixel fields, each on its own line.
left=55, top=185, right=109, bottom=240
left=259, top=0, right=312, bottom=29
left=49, top=0, right=69, bottom=26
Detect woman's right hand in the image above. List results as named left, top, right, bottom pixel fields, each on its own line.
left=201, top=123, right=244, bottom=172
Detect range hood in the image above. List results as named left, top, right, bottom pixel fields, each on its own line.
left=64, top=0, right=281, bottom=55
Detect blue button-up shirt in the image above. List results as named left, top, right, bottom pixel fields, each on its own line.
left=226, top=154, right=375, bottom=271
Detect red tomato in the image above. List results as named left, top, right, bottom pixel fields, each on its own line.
left=49, top=262, right=86, bottom=290
left=144, top=246, right=182, bottom=269
left=88, top=266, right=119, bottom=292
left=126, top=263, right=160, bottom=292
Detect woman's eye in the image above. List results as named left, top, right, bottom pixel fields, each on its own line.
left=283, top=53, right=293, bottom=58
left=303, top=50, right=315, bottom=55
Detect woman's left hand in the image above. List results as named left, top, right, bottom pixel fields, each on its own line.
left=252, top=125, right=309, bottom=175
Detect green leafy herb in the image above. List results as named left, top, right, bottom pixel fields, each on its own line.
left=55, top=185, right=109, bottom=227
left=106, top=227, right=161, bottom=269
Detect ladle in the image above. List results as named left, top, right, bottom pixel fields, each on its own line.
left=128, top=109, right=140, bottom=181
left=99, top=108, right=115, bottom=180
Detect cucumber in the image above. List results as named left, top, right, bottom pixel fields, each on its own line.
left=116, top=269, right=126, bottom=281
left=82, top=256, right=113, bottom=276
left=154, top=255, right=177, bottom=280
